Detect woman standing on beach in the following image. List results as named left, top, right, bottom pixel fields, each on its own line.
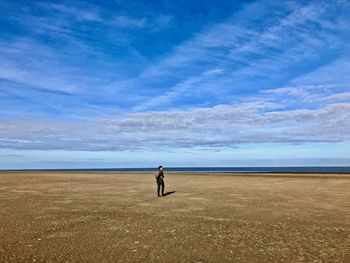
left=155, top=166, right=165, bottom=197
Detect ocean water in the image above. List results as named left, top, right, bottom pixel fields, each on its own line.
left=4, top=167, right=350, bottom=173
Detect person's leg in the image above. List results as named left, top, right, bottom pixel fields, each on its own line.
left=157, top=180, right=161, bottom=197
left=161, top=180, right=165, bottom=196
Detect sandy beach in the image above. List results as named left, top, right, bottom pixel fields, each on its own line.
left=1, top=172, right=350, bottom=262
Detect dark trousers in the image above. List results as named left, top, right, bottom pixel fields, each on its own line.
left=156, top=178, right=165, bottom=196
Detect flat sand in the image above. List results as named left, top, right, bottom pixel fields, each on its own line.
left=1, top=172, right=350, bottom=262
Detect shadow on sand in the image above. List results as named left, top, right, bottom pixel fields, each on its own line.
left=163, top=191, right=176, bottom=196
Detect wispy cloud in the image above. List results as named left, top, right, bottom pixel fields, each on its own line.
left=112, top=15, right=146, bottom=28
left=49, top=3, right=103, bottom=22
left=119, top=0, right=350, bottom=111
left=291, top=58, right=350, bottom=86
left=1, top=87, right=349, bottom=150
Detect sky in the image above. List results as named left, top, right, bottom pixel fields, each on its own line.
left=0, top=0, right=350, bottom=169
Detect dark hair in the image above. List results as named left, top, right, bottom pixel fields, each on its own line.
left=158, top=165, right=163, bottom=169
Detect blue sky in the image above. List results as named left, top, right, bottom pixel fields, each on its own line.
left=0, top=0, right=350, bottom=169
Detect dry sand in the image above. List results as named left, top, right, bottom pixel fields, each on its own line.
left=1, top=172, right=350, bottom=262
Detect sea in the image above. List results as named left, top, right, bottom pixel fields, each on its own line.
left=3, top=167, right=350, bottom=173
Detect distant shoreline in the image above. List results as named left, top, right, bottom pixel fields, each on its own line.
left=1, top=171, right=350, bottom=179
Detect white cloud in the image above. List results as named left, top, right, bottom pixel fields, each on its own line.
left=262, top=84, right=350, bottom=103
left=1, top=98, right=349, bottom=151
left=49, top=3, right=102, bottom=22
left=320, top=92, right=350, bottom=102
left=291, top=58, right=350, bottom=86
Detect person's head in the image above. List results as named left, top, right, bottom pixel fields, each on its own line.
left=158, top=165, right=163, bottom=171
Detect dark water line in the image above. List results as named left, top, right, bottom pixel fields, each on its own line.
left=1, top=166, right=350, bottom=173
